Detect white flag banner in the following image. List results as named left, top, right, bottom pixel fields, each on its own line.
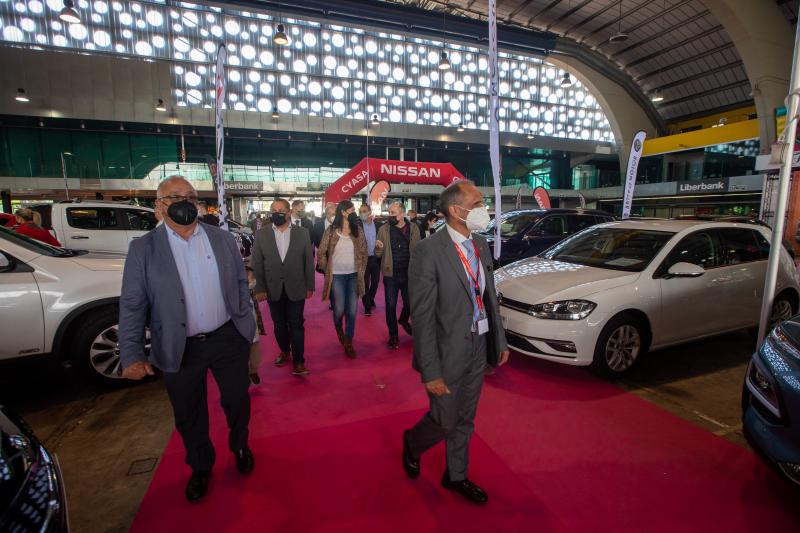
left=621, top=130, right=647, bottom=219
left=215, top=43, right=229, bottom=230
left=489, top=0, right=502, bottom=259
left=577, top=191, right=586, bottom=208
left=515, top=187, right=522, bottom=209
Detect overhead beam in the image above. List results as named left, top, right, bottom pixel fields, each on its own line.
left=544, top=0, right=594, bottom=32
left=579, top=0, right=653, bottom=45
left=609, top=10, right=711, bottom=57
left=658, top=79, right=751, bottom=108
left=623, top=25, right=724, bottom=69
left=634, top=42, right=736, bottom=82
left=653, top=60, right=744, bottom=92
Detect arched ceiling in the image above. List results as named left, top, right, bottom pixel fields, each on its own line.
left=384, top=0, right=796, bottom=121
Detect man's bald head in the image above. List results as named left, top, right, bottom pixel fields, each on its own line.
left=157, top=176, right=195, bottom=198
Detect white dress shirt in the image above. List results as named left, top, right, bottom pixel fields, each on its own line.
left=291, top=215, right=303, bottom=227
left=166, top=224, right=229, bottom=336
left=273, top=223, right=291, bottom=262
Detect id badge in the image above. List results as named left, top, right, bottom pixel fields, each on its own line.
left=477, top=318, right=489, bottom=335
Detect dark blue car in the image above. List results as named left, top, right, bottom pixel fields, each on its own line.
left=743, top=318, right=800, bottom=487
left=481, top=208, right=614, bottom=266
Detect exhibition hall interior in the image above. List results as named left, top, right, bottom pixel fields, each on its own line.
left=2, top=0, right=800, bottom=531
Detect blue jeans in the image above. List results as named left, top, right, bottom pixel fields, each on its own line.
left=383, top=276, right=410, bottom=338
left=331, top=273, right=358, bottom=340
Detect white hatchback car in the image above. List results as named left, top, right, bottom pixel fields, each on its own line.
left=494, top=219, right=800, bottom=375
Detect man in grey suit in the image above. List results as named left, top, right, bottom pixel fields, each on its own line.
left=402, top=180, right=510, bottom=505
left=119, top=176, right=257, bottom=504
left=252, top=199, right=315, bottom=376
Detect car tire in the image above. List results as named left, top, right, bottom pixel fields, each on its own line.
left=590, top=313, right=649, bottom=377
left=70, top=307, right=149, bottom=386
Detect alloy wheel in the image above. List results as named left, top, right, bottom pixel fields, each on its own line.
left=604, top=325, right=641, bottom=373
left=89, top=325, right=151, bottom=379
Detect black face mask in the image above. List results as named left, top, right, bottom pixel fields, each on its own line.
left=347, top=212, right=360, bottom=227
left=388, top=217, right=400, bottom=226
left=271, top=212, right=287, bottom=226
left=167, top=200, right=198, bottom=226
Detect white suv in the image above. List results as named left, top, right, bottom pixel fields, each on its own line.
left=0, top=226, right=147, bottom=384
left=32, top=200, right=157, bottom=253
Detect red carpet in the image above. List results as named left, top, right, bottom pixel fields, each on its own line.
left=131, top=276, right=798, bottom=532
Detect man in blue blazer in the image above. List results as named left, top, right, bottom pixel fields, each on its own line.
left=119, top=176, right=256, bottom=503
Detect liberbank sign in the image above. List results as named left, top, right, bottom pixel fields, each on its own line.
left=675, top=177, right=752, bottom=195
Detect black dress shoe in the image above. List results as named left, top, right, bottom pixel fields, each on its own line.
left=399, top=320, right=413, bottom=335
left=402, top=430, right=420, bottom=479
left=441, top=471, right=488, bottom=505
left=185, top=469, right=211, bottom=503
left=388, top=336, right=400, bottom=350
left=234, top=446, right=255, bottom=474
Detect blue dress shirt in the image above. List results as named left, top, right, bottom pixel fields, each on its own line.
left=166, top=224, right=230, bottom=336
left=363, top=219, right=377, bottom=256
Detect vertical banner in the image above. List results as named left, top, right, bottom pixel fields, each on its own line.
left=488, top=0, right=502, bottom=259
left=215, top=43, right=229, bottom=230
left=621, top=130, right=647, bottom=219
left=515, top=187, right=522, bottom=209
left=533, top=186, right=551, bottom=209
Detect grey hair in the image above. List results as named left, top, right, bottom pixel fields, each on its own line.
left=440, top=180, right=472, bottom=219
left=389, top=201, right=406, bottom=213
left=157, top=175, right=193, bottom=197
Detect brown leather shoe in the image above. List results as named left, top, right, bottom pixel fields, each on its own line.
left=274, top=352, right=291, bottom=367
left=292, top=363, right=309, bottom=376
left=335, top=327, right=345, bottom=345
left=344, top=337, right=356, bottom=358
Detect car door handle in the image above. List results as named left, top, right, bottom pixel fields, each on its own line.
left=71, top=235, right=90, bottom=240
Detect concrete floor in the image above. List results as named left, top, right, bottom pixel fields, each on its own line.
left=0, top=330, right=768, bottom=532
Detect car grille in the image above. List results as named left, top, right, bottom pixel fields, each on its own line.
left=499, top=296, right=530, bottom=314
left=1, top=447, right=65, bottom=533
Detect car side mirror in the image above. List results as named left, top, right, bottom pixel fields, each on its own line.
left=0, top=253, right=13, bottom=273
left=666, top=262, right=705, bottom=279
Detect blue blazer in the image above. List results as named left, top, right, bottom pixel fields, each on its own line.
left=118, top=222, right=256, bottom=373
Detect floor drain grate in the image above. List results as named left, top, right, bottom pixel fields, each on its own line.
left=127, top=457, right=159, bottom=476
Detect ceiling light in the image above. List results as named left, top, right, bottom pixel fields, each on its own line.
left=527, top=130, right=534, bottom=139
left=371, top=114, right=380, bottom=125
left=59, top=0, right=81, bottom=24
left=609, top=31, right=629, bottom=43
left=155, top=98, right=167, bottom=111
left=457, top=122, right=464, bottom=132
left=273, top=24, right=289, bottom=46
left=650, top=91, right=664, bottom=103
left=272, top=108, right=280, bottom=119
left=438, top=51, right=451, bottom=70
left=560, top=72, right=573, bottom=88
left=15, top=88, right=29, bottom=102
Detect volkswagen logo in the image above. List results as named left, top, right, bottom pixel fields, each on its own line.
left=633, top=139, right=642, bottom=152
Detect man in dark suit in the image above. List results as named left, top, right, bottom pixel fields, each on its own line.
left=252, top=199, right=315, bottom=376
left=359, top=203, right=382, bottom=316
left=402, top=180, right=509, bottom=505
left=119, top=176, right=256, bottom=503
left=290, top=199, right=314, bottom=233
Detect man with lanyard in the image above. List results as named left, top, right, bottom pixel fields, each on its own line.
left=375, top=202, right=421, bottom=349
left=359, top=203, right=381, bottom=316
left=402, top=180, right=509, bottom=504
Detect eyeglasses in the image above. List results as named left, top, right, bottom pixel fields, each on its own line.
left=157, top=194, right=199, bottom=203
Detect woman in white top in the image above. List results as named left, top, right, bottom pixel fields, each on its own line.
left=317, top=200, right=368, bottom=357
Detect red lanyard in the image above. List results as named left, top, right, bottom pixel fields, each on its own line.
left=453, top=241, right=485, bottom=314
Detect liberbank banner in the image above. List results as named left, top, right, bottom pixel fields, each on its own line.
left=323, top=158, right=465, bottom=205
left=676, top=178, right=738, bottom=195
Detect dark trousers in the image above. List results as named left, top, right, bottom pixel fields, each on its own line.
left=267, top=288, right=306, bottom=363
left=407, top=333, right=487, bottom=481
left=363, top=256, right=380, bottom=310
left=163, top=321, right=251, bottom=471
left=384, top=275, right=410, bottom=338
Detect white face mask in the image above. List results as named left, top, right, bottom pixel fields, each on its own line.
left=456, top=205, right=491, bottom=232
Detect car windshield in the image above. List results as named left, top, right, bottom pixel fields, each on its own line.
left=542, top=227, right=675, bottom=272
left=0, top=226, right=79, bottom=257
left=484, top=213, right=541, bottom=237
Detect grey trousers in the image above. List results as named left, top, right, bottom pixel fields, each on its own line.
left=407, top=332, right=487, bottom=481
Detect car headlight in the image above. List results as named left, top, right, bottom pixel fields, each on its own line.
left=528, top=300, right=596, bottom=320
left=769, top=326, right=800, bottom=361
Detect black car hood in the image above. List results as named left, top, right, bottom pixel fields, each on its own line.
left=0, top=405, right=38, bottom=522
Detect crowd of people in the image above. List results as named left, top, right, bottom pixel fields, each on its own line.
left=116, top=175, right=509, bottom=507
